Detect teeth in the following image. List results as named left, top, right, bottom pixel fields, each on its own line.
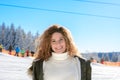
left=57, top=47, right=62, bottom=50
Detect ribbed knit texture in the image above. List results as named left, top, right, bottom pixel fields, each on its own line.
left=43, top=52, right=81, bottom=80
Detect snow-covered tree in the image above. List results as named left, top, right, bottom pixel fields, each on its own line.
left=0, top=24, right=2, bottom=44
left=0, top=23, right=6, bottom=44
left=0, top=22, right=38, bottom=53
left=5, top=23, right=16, bottom=50
left=111, top=53, right=118, bottom=62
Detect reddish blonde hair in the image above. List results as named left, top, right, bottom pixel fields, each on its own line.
left=35, top=24, right=80, bottom=60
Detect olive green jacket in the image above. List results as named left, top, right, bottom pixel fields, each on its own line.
left=31, top=56, right=91, bottom=80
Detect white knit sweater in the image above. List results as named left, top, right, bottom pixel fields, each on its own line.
left=43, top=52, right=81, bottom=80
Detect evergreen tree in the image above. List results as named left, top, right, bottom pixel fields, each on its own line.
left=111, top=53, right=118, bottom=62
left=0, top=22, right=38, bottom=53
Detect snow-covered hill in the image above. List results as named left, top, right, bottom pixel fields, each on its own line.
left=91, top=62, right=120, bottom=80
left=0, top=52, right=120, bottom=80
left=0, top=52, right=32, bottom=80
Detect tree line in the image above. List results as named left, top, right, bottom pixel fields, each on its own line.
left=82, top=52, right=120, bottom=62
left=0, top=22, right=39, bottom=52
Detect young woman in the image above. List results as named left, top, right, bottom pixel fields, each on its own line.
left=28, top=24, right=91, bottom=80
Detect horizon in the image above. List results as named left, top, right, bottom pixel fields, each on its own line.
left=0, top=0, right=120, bottom=53
left=0, top=52, right=120, bottom=80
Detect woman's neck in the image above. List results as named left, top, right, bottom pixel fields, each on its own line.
left=51, top=52, right=69, bottom=60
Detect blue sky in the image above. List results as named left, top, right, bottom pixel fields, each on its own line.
left=0, top=0, right=120, bottom=53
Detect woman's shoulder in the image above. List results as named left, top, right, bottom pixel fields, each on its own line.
left=32, top=59, right=44, bottom=66
left=74, top=55, right=87, bottom=62
left=33, top=59, right=44, bottom=63
left=74, top=56, right=91, bottom=67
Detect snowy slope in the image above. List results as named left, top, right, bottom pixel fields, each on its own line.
left=91, top=62, right=120, bottom=80
left=0, top=52, right=120, bottom=80
left=0, top=52, right=33, bottom=80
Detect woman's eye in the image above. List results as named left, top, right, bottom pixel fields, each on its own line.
left=60, top=38, right=63, bottom=41
left=52, top=40, right=55, bottom=43
left=60, top=38, right=63, bottom=40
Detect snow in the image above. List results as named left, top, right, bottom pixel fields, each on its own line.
left=91, top=62, right=120, bottom=80
left=0, top=52, right=120, bottom=80
left=0, top=52, right=32, bottom=80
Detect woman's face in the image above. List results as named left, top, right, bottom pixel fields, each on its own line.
left=51, top=32, right=66, bottom=53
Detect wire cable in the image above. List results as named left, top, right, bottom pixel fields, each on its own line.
left=0, top=3, right=120, bottom=20
left=75, top=0, right=120, bottom=6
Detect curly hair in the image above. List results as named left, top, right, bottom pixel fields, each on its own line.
left=35, top=24, right=80, bottom=60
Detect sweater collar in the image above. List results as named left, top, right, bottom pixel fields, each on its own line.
left=51, top=52, right=69, bottom=60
